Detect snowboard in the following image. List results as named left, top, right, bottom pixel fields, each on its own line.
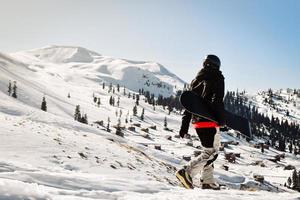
left=180, top=90, right=252, bottom=138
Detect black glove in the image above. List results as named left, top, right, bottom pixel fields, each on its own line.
left=179, top=129, right=187, bottom=138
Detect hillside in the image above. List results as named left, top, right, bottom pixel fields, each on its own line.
left=224, top=89, right=299, bottom=152
left=251, top=89, right=300, bottom=124
left=10, top=45, right=185, bottom=98
left=0, top=47, right=299, bottom=199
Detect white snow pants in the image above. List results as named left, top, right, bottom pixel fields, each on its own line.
left=186, top=127, right=220, bottom=184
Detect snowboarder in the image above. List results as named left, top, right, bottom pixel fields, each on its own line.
left=176, top=54, right=225, bottom=190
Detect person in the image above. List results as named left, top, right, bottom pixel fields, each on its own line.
left=176, top=54, right=225, bottom=190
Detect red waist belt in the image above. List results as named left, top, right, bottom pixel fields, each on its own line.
left=193, top=121, right=219, bottom=128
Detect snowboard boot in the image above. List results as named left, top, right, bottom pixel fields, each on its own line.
left=175, top=168, right=194, bottom=189
left=202, top=182, right=221, bottom=190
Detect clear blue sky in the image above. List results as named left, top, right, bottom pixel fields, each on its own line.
left=1, top=0, right=299, bottom=92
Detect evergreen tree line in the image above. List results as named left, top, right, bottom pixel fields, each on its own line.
left=138, top=89, right=183, bottom=114
left=224, top=91, right=300, bottom=152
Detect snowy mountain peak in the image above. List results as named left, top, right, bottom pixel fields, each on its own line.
left=21, top=45, right=101, bottom=63
left=10, top=45, right=186, bottom=97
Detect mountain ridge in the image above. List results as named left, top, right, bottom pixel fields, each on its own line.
left=9, top=45, right=186, bottom=97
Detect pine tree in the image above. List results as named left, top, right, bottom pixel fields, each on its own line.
left=102, top=82, right=105, bottom=89
left=109, top=83, right=112, bottom=92
left=136, top=94, right=139, bottom=105
left=119, top=109, right=123, bottom=118
left=292, top=169, right=298, bottom=189
left=289, top=141, right=293, bottom=153
left=12, top=81, right=17, bottom=98
left=93, top=96, right=97, bottom=103
left=68, top=93, right=71, bottom=98
left=125, top=111, right=129, bottom=123
left=112, top=97, right=115, bottom=106
left=97, top=98, right=101, bottom=107
left=107, top=117, right=110, bottom=132
left=116, top=118, right=123, bottom=136
left=298, top=171, right=300, bottom=191
left=109, top=96, right=113, bottom=105
left=80, top=114, right=88, bottom=124
left=74, top=105, right=81, bottom=121
left=8, top=80, right=12, bottom=96
left=117, top=84, right=120, bottom=92
left=133, top=105, right=137, bottom=116
left=41, top=96, right=47, bottom=112
left=168, top=105, right=173, bottom=115
left=123, top=86, right=126, bottom=95
left=164, top=117, right=168, bottom=128
left=84, top=114, right=88, bottom=124
left=117, top=97, right=120, bottom=107
left=140, top=108, right=145, bottom=121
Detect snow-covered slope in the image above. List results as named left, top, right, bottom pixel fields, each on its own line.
left=246, top=89, right=300, bottom=124
left=11, top=45, right=185, bottom=97
left=0, top=47, right=299, bottom=199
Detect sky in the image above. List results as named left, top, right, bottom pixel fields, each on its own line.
left=0, top=0, right=299, bottom=92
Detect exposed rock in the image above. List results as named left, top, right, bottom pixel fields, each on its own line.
left=186, top=140, right=193, bottom=147
left=116, top=130, right=124, bottom=137
left=133, top=123, right=141, bottom=127
left=94, top=120, right=104, bottom=126
left=155, top=145, right=162, bottom=151
left=141, top=128, right=149, bottom=133
left=143, top=134, right=151, bottom=139
left=174, top=134, right=181, bottom=139
left=284, top=164, right=296, bottom=170
left=78, top=152, right=87, bottom=159
left=183, top=156, right=191, bottom=161
left=251, top=160, right=266, bottom=167
left=225, top=153, right=236, bottom=163
left=234, top=153, right=241, bottom=158
left=149, top=125, right=157, bottom=130
left=193, top=150, right=202, bottom=157
left=128, top=126, right=135, bottom=132
left=222, top=164, right=229, bottom=171
left=165, top=135, right=172, bottom=141
left=253, top=174, right=264, bottom=183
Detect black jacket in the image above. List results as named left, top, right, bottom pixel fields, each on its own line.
left=180, top=67, right=225, bottom=135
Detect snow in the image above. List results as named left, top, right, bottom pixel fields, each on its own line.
left=23, top=45, right=99, bottom=63
left=245, top=90, right=300, bottom=125
left=0, top=46, right=299, bottom=199
left=11, top=45, right=185, bottom=97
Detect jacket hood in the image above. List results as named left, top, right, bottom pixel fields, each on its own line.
left=196, top=67, right=224, bottom=81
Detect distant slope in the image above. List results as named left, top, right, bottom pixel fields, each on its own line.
left=10, top=45, right=186, bottom=97
left=246, top=89, right=300, bottom=124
